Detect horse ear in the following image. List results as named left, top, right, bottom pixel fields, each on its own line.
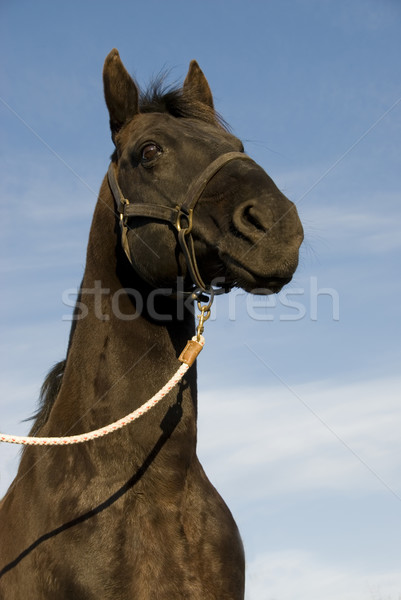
left=103, top=49, right=139, bottom=140
left=183, top=60, right=214, bottom=109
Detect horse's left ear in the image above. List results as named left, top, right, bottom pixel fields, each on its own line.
left=183, top=60, right=214, bottom=109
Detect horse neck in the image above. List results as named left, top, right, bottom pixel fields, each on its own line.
left=43, top=177, right=197, bottom=456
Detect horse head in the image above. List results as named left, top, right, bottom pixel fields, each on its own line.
left=103, top=49, right=303, bottom=296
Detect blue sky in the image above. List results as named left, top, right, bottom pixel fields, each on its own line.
left=1, top=1, right=400, bottom=598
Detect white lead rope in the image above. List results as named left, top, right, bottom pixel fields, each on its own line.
left=0, top=336, right=204, bottom=447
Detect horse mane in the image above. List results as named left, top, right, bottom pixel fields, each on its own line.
left=28, top=360, right=65, bottom=435
left=138, top=75, right=230, bottom=131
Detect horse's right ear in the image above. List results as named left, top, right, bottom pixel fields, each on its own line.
left=183, top=60, right=214, bottom=109
left=103, top=49, right=139, bottom=141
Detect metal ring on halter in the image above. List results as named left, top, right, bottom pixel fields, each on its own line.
left=197, top=288, right=214, bottom=313
left=175, top=207, right=193, bottom=233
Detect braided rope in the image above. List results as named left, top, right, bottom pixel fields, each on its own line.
left=0, top=336, right=204, bottom=446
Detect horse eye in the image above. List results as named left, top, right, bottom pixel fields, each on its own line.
left=141, top=143, right=162, bottom=164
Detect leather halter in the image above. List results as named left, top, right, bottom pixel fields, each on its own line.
left=107, top=151, right=253, bottom=296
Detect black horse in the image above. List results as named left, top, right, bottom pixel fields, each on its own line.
left=0, top=49, right=303, bottom=599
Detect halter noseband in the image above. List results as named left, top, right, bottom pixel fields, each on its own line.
left=107, top=151, right=253, bottom=296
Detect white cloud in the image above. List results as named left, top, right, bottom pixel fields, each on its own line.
left=245, top=549, right=401, bottom=600
left=197, top=376, right=401, bottom=499
left=298, top=199, right=401, bottom=256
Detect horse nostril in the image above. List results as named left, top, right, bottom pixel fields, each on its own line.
left=243, top=205, right=268, bottom=232
left=232, top=201, right=272, bottom=240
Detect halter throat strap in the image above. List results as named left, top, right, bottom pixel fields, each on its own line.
left=107, top=151, right=253, bottom=295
